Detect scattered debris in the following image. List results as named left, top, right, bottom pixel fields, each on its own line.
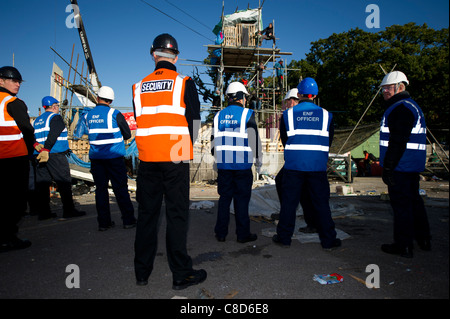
left=336, top=185, right=354, bottom=195
left=348, top=274, right=368, bottom=287
left=224, top=290, right=239, bottom=299
left=198, top=288, right=215, bottom=299
left=313, top=273, right=343, bottom=285
left=189, top=201, right=215, bottom=210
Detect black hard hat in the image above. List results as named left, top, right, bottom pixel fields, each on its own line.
left=0, top=66, right=23, bottom=82
left=150, top=33, right=179, bottom=55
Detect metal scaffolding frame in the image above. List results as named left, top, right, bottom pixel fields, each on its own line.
left=181, top=1, right=301, bottom=132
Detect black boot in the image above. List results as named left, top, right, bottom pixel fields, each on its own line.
left=381, top=243, right=413, bottom=258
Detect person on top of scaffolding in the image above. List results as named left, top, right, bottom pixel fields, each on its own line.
left=258, top=22, right=276, bottom=47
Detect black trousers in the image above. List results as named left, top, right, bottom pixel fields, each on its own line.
left=215, top=169, right=253, bottom=240
left=275, top=166, right=317, bottom=228
left=0, top=156, right=29, bottom=241
left=134, top=161, right=193, bottom=282
left=35, top=152, right=74, bottom=218
left=90, top=157, right=135, bottom=228
left=387, top=171, right=431, bottom=248
left=277, top=170, right=337, bottom=247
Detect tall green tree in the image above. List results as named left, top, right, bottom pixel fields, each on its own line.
left=286, top=23, right=449, bottom=142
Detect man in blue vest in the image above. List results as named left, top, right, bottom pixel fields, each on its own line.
left=274, top=88, right=318, bottom=234
left=33, top=96, right=86, bottom=220
left=212, top=81, right=261, bottom=243
left=379, top=71, right=431, bottom=258
left=77, top=86, right=136, bottom=231
left=273, top=78, right=341, bottom=249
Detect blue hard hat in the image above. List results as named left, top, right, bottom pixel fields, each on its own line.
left=297, top=77, right=319, bottom=96
left=42, top=96, right=59, bottom=107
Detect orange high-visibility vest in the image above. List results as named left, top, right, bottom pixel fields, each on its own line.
left=132, top=69, right=192, bottom=162
left=0, top=92, right=28, bottom=159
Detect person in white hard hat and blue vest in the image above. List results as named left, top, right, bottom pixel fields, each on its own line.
left=379, top=71, right=431, bottom=258
left=33, top=96, right=86, bottom=220
left=76, top=86, right=136, bottom=231
left=211, top=81, right=262, bottom=243
left=273, top=78, right=341, bottom=249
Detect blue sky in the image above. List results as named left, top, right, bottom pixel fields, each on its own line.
left=1, top=0, right=448, bottom=117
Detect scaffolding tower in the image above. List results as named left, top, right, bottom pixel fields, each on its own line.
left=202, top=3, right=296, bottom=134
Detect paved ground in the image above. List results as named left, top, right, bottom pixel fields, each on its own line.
left=0, top=177, right=448, bottom=303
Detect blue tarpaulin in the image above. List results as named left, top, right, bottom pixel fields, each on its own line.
left=68, top=139, right=139, bottom=171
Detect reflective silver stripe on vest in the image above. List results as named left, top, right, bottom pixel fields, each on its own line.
left=88, top=108, right=123, bottom=145
left=136, top=126, right=189, bottom=136
left=0, top=95, right=23, bottom=141
left=213, top=108, right=249, bottom=139
left=0, top=95, right=17, bottom=127
left=134, top=75, right=187, bottom=137
left=286, top=107, right=329, bottom=137
left=380, top=100, right=426, bottom=151
left=35, top=113, right=68, bottom=142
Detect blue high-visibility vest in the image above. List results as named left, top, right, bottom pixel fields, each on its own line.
left=213, top=104, right=254, bottom=170
left=85, top=105, right=126, bottom=159
left=379, top=98, right=427, bottom=172
left=283, top=102, right=332, bottom=172
left=33, top=112, right=69, bottom=154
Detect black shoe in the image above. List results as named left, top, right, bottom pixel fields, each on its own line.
left=172, top=269, right=207, bottom=290
left=136, top=278, right=148, bottom=286
left=381, top=243, right=413, bottom=258
left=98, top=221, right=115, bottom=231
left=215, top=235, right=225, bottom=242
left=322, top=238, right=341, bottom=250
left=272, top=234, right=290, bottom=247
left=0, top=237, right=32, bottom=253
left=63, top=209, right=86, bottom=218
left=237, top=233, right=257, bottom=243
left=417, top=239, right=431, bottom=251
left=123, top=222, right=136, bottom=229
left=38, top=213, right=57, bottom=220
left=299, top=225, right=318, bottom=233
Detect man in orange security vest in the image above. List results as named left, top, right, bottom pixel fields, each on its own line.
left=0, top=66, right=45, bottom=253
left=132, top=34, right=206, bottom=290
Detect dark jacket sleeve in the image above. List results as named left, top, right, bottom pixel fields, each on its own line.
left=184, top=77, right=201, bottom=144
left=247, top=112, right=261, bottom=160
left=383, top=104, right=415, bottom=170
left=329, top=116, right=335, bottom=148
left=116, top=112, right=132, bottom=140
left=45, top=114, right=66, bottom=151
left=279, top=114, right=287, bottom=147
left=7, top=98, right=36, bottom=155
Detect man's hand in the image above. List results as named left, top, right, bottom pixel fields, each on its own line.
left=33, top=142, right=44, bottom=152
left=36, top=149, right=49, bottom=163
left=382, top=167, right=395, bottom=187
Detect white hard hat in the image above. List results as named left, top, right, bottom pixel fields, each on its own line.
left=380, top=71, right=409, bottom=87
left=97, top=86, right=115, bottom=101
left=284, top=88, right=299, bottom=100
left=226, top=81, right=249, bottom=96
